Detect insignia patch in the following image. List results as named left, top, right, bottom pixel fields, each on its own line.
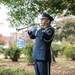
left=46, top=30, right=52, bottom=35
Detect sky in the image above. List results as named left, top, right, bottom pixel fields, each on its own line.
left=0, top=4, right=16, bottom=36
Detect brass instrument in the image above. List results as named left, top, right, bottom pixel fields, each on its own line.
left=16, top=23, right=41, bottom=32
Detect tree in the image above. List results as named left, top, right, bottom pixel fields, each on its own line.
left=55, top=17, right=75, bottom=44
left=0, top=0, right=75, bottom=27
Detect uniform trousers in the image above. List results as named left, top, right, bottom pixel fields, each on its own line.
left=34, top=60, right=51, bottom=75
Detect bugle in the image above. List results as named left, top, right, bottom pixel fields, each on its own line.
left=16, top=23, right=40, bottom=32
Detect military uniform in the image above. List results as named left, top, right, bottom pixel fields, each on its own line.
left=28, top=12, right=55, bottom=75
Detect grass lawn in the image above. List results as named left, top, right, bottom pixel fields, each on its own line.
left=0, top=54, right=75, bottom=75
left=55, top=55, right=75, bottom=68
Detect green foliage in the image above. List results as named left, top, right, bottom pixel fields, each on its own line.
left=0, top=42, right=5, bottom=45
left=65, top=22, right=75, bottom=44
left=55, top=19, right=75, bottom=44
left=0, top=0, right=75, bottom=27
left=5, top=46, right=21, bottom=62
left=23, top=42, right=34, bottom=65
left=0, top=46, right=3, bottom=54
left=0, top=67, right=34, bottom=75
left=0, top=59, right=2, bottom=63
left=52, top=43, right=61, bottom=57
left=0, top=50, right=4, bottom=54
left=60, top=42, right=69, bottom=55
left=63, top=45, right=75, bottom=60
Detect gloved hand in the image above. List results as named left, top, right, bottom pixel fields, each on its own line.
left=28, top=30, right=32, bottom=35
left=28, top=26, right=36, bottom=34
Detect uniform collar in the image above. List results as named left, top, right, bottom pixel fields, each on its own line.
left=43, top=25, right=51, bottom=28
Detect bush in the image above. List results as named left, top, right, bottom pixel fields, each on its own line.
left=0, top=46, right=3, bottom=54
left=52, top=43, right=61, bottom=57
left=5, top=46, right=21, bottom=62
left=23, top=42, right=34, bottom=65
left=0, top=42, right=5, bottom=45
left=0, top=50, right=3, bottom=54
left=0, top=59, right=2, bottom=63
left=0, top=67, right=34, bottom=75
left=64, top=45, right=75, bottom=60
left=60, top=42, right=70, bottom=55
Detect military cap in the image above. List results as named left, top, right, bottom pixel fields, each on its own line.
left=41, top=12, right=54, bottom=21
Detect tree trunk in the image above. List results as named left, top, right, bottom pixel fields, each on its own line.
left=11, top=57, right=18, bottom=62
left=51, top=48, right=56, bottom=62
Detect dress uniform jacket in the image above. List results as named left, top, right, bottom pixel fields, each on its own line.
left=28, top=25, right=55, bottom=62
